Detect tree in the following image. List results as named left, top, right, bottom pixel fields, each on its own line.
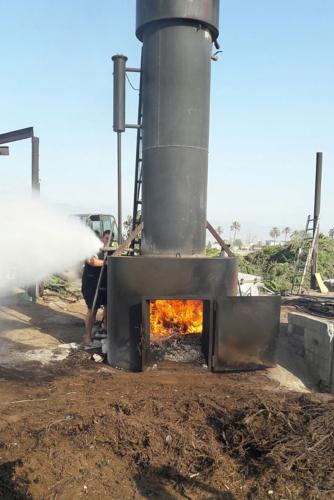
left=270, top=227, right=280, bottom=243
left=282, top=226, right=291, bottom=242
left=329, top=228, right=334, bottom=239
left=230, top=221, right=241, bottom=246
left=290, top=229, right=306, bottom=240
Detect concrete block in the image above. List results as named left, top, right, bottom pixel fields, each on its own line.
left=288, top=312, right=334, bottom=392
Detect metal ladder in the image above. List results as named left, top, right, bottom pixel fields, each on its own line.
left=129, top=57, right=143, bottom=254
left=291, top=215, right=320, bottom=294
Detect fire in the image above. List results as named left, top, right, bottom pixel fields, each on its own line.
left=150, top=300, right=203, bottom=337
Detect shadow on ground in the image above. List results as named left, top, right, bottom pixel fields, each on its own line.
left=0, top=293, right=84, bottom=344
left=0, top=461, right=31, bottom=500
left=134, top=465, right=235, bottom=500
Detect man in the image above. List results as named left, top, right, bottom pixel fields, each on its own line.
left=81, top=230, right=111, bottom=345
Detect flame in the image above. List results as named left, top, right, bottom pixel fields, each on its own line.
left=150, top=300, right=203, bottom=337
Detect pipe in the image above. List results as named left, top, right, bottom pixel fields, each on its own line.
left=112, top=55, right=128, bottom=133
left=126, top=67, right=141, bottom=73
left=117, top=132, right=122, bottom=244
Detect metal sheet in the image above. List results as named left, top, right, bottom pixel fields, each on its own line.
left=213, top=296, right=281, bottom=371
left=136, top=0, right=220, bottom=41
left=107, top=256, right=238, bottom=371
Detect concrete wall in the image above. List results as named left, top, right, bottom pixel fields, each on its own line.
left=288, top=312, right=334, bottom=392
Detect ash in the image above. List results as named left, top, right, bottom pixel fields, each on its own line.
left=150, top=333, right=205, bottom=363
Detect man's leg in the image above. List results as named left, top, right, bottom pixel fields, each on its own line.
left=83, top=308, right=96, bottom=344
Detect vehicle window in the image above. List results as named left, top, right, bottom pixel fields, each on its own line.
left=91, top=220, right=101, bottom=234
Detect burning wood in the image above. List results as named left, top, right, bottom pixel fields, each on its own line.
left=150, top=300, right=203, bottom=337
left=150, top=333, right=205, bottom=364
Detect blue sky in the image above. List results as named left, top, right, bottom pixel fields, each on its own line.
left=0, top=0, right=333, bottom=241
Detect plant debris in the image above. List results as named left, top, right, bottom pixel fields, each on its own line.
left=0, top=355, right=333, bottom=499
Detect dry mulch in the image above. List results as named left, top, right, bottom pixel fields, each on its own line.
left=0, top=352, right=333, bottom=499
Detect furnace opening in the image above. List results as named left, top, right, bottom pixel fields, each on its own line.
left=150, top=299, right=203, bottom=338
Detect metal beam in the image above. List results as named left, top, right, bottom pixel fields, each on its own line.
left=0, top=146, right=9, bottom=155
left=31, top=137, right=40, bottom=196
left=0, top=127, right=34, bottom=144
left=311, top=152, right=323, bottom=289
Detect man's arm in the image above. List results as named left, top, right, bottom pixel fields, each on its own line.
left=86, top=257, right=104, bottom=267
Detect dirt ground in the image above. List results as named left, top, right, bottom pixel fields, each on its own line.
left=0, top=292, right=334, bottom=499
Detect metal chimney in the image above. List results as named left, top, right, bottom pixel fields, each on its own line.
left=137, top=0, right=220, bottom=256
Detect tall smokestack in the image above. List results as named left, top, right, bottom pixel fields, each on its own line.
left=136, top=0, right=220, bottom=256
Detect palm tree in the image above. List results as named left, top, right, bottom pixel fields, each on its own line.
left=230, top=221, right=241, bottom=246
left=329, top=228, right=334, bottom=239
left=270, top=227, right=280, bottom=243
left=282, top=226, right=291, bottom=242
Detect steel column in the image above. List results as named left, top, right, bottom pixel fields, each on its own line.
left=311, top=152, right=323, bottom=289
left=31, top=136, right=40, bottom=197
left=112, top=55, right=128, bottom=244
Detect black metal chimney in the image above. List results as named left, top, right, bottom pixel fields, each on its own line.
left=136, top=0, right=220, bottom=256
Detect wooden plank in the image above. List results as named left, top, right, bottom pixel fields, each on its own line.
left=111, top=222, right=144, bottom=257
left=206, top=221, right=234, bottom=257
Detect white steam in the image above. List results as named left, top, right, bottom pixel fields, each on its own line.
left=0, top=199, right=101, bottom=295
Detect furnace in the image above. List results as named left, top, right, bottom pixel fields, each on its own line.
left=108, top=0, right=280, bottom=372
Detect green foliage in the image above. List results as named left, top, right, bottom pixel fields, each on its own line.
left=238, top=235, right=334, bottom=293
left=206, top=247, right=221, bottom=257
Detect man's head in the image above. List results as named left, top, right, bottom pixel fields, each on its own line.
left=102, top=230, right=111, bottom=246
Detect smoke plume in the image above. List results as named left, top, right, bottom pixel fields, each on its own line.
left=0, top=199, right=101, bottom=295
